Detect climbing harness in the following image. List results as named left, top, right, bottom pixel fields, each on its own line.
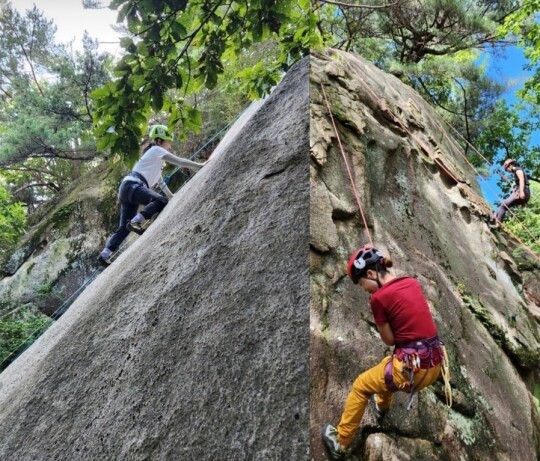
left=384, top=335, right=452, bottom=410
left=124, top=171, right=149, bottom=187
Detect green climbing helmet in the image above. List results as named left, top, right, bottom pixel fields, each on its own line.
left=149, top=124, right=173, bottom=141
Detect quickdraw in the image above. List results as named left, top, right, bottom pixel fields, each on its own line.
left=404, top=351, right=421, bottom=374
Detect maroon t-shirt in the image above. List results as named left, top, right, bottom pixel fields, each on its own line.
left=370, top=276, right=437, bottom=345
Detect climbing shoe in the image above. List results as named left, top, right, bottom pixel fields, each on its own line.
left=97, top=255, right=110, bottom=267
left=97, top=248, right=112, bottom=267
left=484, top=215, right=500, bottom=230
left=321, top=424, right=346, bottom=461
left=374, top=402, right=387, bottom=423
left=369, top=396, right=388, bottom=423
left=127, top=221, right=145, bottom=235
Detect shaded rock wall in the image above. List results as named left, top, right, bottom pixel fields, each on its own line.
left=310, top=49, right=540, bottom=461
left=0, top=58, right=309, bottom=459
left=0, top=161, right=120, bottom=317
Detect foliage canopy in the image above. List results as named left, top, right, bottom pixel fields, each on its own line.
left=314, top=0, right=540, bottom=177
left=0, top=1, right=113, bottom=211
left=92, top=0, right=311, bottom=163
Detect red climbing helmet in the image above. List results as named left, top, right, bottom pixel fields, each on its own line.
left=347, top=245, right=384, bottom=283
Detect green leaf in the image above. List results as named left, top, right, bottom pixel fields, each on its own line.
left=184, top=106, right=202, bottom=133
left=151, top=88, right=164, bottom=112
left=110, top=0, right=126, bottom=10
left=117, top=3, right=133, bottom=23
left=96, top=132, right=117, bottom=151
left=115, top=56, right=133, bottom=73
left=133, top=112, right=147, bottom=127
left=90, top=85, right=111, bottom=99
left=171, top=20, right=187, bottom=39
left=252, top=20, right=263, bottom=42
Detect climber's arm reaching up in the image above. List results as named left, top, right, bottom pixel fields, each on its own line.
left=162, top=152, right=206, bottom=171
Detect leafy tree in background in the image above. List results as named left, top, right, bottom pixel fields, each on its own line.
left=0, top=306, right=51, bottom=370
left=502, top=0, right=540, bottom=104
left=500, top=0, right=540, bottom=177
left=0, top=0, right=113, bottom=211
left=1, top=34, right=112, bottom=166
left=160, top=41, right=282, bottom=190
left=166, top=40, right=280, bottom=159
left=407, top=54, right=513, bottom=164
left=91, top=0, right=311, bottom=163
left=505, top=182, right=540, bottom=253
left=313, top=0, right=520, bottom=62
left=0, top=181, right=25, bottom=259
left=0, top=0, right=57, bottom=101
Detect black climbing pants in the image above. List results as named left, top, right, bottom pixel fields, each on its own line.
left=106, top=180, right=168, bottom=252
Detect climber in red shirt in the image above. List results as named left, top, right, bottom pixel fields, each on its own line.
left=321, top=245, right=449, bottom=461
left=370, top=276, right=438, bottom=345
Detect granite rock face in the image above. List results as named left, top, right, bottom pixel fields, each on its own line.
left=0, top=58, right=309, bottom=460
left=0, top=161, right=120, bottom=318
left=310, top=50, right=540, bottom=461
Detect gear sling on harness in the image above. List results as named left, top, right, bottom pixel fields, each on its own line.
left=384, top=335, right=452, bottom=409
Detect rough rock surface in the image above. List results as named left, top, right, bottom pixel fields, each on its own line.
left=310, top=50, right=540, bottom=461
left=0, top=161, right=120, bottom=317
left=0, top=58, right=309, bottom=460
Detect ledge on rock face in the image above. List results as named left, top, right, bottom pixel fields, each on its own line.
left=310, top=49, right=540, bottom=461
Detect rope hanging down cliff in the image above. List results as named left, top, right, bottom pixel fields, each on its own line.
left=319, top=82, right=454, bottom=410
left=319, top=82, right=374, bottom=248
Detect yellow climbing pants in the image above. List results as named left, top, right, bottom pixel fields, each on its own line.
left=336, top=355, right=441, bottom=447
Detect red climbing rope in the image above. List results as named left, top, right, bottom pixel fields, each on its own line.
left=319, top=82, right=374, bottom=247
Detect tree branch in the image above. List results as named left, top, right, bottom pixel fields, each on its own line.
left=415, top=77, right=465, bottom=117
left=452, top=77, right=471, bottom=156
left=320, top=0, right=401, bottom=9
left=0, top=165, right=51, bottom=175
left=5, top=13, right=45, bottom=97
left=0, top=85, right=13, bottom=99
left=13, top=182, right=60, bottom=194
left=1, top=143, right=100, bottom=165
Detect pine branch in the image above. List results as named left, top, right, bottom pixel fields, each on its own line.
left=320, top=0, right=402, bottom=9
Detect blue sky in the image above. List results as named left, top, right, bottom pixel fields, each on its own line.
left=478, top=45, right=534, bottom=207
